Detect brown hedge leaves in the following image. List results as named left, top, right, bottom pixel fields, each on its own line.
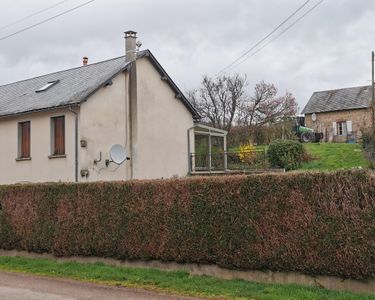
left=0, top=171, right=375, bottom=279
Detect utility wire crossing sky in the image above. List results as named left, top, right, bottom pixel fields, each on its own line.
left=0, top=0, right=95, bottom=41
left=0, top=0, right=374, bottom=111
left=0, top=0, right=73, bottom=32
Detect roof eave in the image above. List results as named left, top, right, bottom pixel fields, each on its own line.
left=78, top=64, right=131, bottom=105
left=0, top=103, right=81, bottom=119
left=141, top=50, right=201, bottom=119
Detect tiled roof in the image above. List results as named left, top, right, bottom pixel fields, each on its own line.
left=302, top=85, right=372, bottom=114
left=0, top=50, right=199, bottom=119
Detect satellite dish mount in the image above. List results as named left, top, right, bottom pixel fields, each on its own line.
left=311, top=113, right=317, bottom=122
left=106, top=144, right=130, bottom=167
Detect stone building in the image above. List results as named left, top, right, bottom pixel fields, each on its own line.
left=302, top=85, right=373, bottom=143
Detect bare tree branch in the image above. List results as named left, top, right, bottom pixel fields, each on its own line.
left=189, top=78, right=297, bottom=131
left=237, top=81, right=297, bottom=127
left=188, top=74, right=247, bottom=131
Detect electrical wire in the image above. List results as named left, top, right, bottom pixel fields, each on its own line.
left=218, top=0, right=313, bottom=75
left=0, top=0, right=73, bottom=32
left=0, top=0, right=95, bottom=42
left=224, top=0, right=325, bottom=73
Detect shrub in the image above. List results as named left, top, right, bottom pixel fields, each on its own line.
left=267, top=139, right=304, bottom=170
left=1, top=171, right=375, bottom=280
left=361, top=128, right=374, bottom=148
left=238, top=142, right=257, bottom=165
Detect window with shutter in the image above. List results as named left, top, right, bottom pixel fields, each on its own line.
left=52, top=116, right=65, bottom=155
left=346, top=120, right=353, bottom=133
left=332, top=122, right=337, bottom=136
left=336, top=121, right=347, bottom=136
left=18, top=121, right=31, bottom=158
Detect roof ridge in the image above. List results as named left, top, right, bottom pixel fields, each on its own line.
left=0, top=54, right=129, bottom=88
left=313, top=84, right=371, bottom=94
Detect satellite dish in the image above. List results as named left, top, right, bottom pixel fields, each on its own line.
left=311, top=113, right=317, bottom=122
left=109, top=144, right=127, bottom=165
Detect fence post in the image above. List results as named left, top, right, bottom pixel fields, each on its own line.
left=263, top=148, right=266, bottom=168
left=209, top=135, right=212, bottom=172
left=224, top=136, right=228, bottom=171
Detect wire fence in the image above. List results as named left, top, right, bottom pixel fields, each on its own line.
left=363, top=142, right=375, bottom=162
left=189, top=149, right=268, bottom=173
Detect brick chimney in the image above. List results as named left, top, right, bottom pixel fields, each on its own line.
left=125, top=31, right=137, bottom=63
left=83, top=57, right=88, bottom=66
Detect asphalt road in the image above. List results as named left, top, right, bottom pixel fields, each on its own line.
left=0, top=271, right=200, bottom=300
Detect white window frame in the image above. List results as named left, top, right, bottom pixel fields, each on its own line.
left=336, top=121, right=347, bottom=136
left=35, top=80, right=59, bottom=93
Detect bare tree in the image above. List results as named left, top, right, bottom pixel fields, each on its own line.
left=189, top=78, right=297, bottom=131
left=188, top=74, right=247, bottom=131
left=237, top=81, right=297, bottom=126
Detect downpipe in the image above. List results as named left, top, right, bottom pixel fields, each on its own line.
left=69, top=106, right=79, bottom=183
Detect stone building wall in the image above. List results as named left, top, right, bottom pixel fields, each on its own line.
left=305, top=108, right=372, bottom=143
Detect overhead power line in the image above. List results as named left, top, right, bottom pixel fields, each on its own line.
left=0, top=0, right=95, bottom=42
left=218, top=0, right=313, bottom=75
left=224, top=0, right=325, bottom=73
left=0, top=0, right=73, bottom=32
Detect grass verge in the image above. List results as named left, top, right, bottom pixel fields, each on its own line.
left=0, top=256, right=374, bottom=300
left=301, top=143, right=368, bottom=170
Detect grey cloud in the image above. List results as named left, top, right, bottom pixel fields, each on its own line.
left=1, top=0, right=375, bottom=110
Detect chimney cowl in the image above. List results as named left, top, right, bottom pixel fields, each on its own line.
left=125, top=30, right=137, bottom=35
left=83, top=57, right=88, bottom=66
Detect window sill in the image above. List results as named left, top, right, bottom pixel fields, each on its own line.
left=48, top=154, right=66, bottom=159
left=15, top=157, right=31, bottom=162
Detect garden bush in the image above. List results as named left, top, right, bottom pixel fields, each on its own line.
left=238, top=142, right=257, bottom=165
left=1, top=171, right=375, bottom=280
left=267, top=139, right=304, bottom=170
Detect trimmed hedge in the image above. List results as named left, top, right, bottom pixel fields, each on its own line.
left=1, top=171, right=375, bottom=280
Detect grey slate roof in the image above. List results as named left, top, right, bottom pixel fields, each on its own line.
left=302, top=85, right=372, bottom=114
left=0, top=50, right=199, bottom=119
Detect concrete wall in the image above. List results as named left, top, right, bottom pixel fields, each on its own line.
left=79, top=72, right=131, bottom=182
left=305, top=108, right=372, bottom=142
left=0, top=108, right=76, bottom=184
left=134, top=58, right=194, bottom=179
left=78, top=56, right=194, bottom=181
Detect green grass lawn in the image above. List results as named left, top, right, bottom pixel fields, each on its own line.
left=301, top=143, right=369, bottom=171
left=231, top=143, right=368, bottom=171
left=0, top=256, right=374, bottom=300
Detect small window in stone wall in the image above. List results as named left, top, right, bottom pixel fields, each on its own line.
left=336, top=121, right=347, bottom=136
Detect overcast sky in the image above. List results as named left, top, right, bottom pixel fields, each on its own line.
left=1, top=0, right=375, bottom=111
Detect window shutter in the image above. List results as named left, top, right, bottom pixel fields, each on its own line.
left=346, top=120, right=353, bottom=132
left=21, top=122, right=30, bottom=158
left=53, top=117, right=65, bottom=155
left=332, top=122, right=337, bottom=135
